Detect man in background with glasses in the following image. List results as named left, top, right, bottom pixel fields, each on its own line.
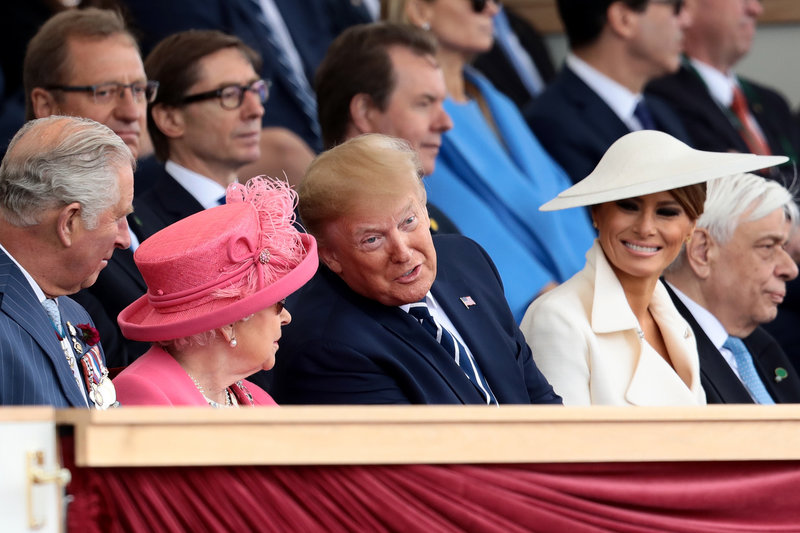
left=131, top=29, right=266, bottom=237
left=23, top=8, right=158, bottom=368
left=524, top=0, right=691, bottom=185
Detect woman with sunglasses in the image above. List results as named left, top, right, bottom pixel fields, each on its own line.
left=113, top=177, right=318, bottom=407
left=384, top=0, right=596, bottom=322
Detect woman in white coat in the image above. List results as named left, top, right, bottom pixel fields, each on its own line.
left=520, top=130, right=787, bottom=406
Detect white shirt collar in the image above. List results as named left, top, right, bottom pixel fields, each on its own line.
left=0, top=242, right=47, bottom=303
left=165, top=160, right=229, bottom=210
left=688, top=57, right=738, bottom=108
left=566, top=53, right=642, bottom=130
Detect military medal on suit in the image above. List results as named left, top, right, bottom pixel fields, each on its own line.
left=64, top=321, right=119, bottom=409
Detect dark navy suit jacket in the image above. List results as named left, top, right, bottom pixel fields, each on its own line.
left=270, top=235, right=562, bottom=405
left=0, top=250, right=101, bottom=407
left=524, top=65, right=690, bottom=184
left=123, top=0, right=371, bottom=152
left=666, top=283, right=800, bottom=404
left=132, top=164, right=205, bottom=234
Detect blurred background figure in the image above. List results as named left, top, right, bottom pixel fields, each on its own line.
left=473, top=4, right=557, bottom=110
left=115, top=178, right=318, bottom=407
left=526, top=0, right=691, bottom=185
left=315, top=22, right=458, bottom=235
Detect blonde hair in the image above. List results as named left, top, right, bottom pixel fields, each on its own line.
left=298, top=134, right=425, bottom=245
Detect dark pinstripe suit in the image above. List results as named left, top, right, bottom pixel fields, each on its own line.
left=0, top=250, right=97, bottom=407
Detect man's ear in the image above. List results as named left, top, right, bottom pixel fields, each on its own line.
left=605, top=1, right=639, bottom=40
left=55, top=202, right=83, bottom=248
left=685, top=228, right=713, bottom=280
left=150, top=103, right=185, bottom=139
left=30, top=88, right=59, bottom=118
left=318, top=245, right=342, bottom=274
left=349, top=93, right=378, bottom=134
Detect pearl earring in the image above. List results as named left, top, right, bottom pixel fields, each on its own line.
left=229, top=330, right=237, bottom=348
left=421, top=22, right=431, bottom=31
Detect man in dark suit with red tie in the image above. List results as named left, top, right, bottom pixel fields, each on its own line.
left=270, top=134, right=561, bottom=405
left=663, top=172, right=800, bottom=404
left=647, top=0, right=800, bottom=173
left=0, top=116, right=134, bottom=407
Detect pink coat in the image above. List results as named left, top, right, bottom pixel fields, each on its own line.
left=113, top=345, right=277, bottom=407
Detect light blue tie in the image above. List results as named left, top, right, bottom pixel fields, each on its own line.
left=408, top=302, right=497, bottom=405
left=42, top=298, right=64, bottom=336
left=723, top=336, right=775, bottom=405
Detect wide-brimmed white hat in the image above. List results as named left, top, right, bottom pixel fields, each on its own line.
left=540, top=130, right=788, bottom=211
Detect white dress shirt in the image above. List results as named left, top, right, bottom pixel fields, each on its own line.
left=165, top=160, right=229, bottom=210
left=566, top=53, right=646, bottom=131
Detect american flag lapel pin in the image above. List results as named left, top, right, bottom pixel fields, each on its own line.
left=460, top=296, right=476, bottom=309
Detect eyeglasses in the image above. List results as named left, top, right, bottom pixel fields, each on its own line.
left=649, top=0, right=684, bottom=16
left=469, top=0, right=499, bottom=14
left=276, top=298, right=287, bottom=313
left=45, top=81, right=159, bottom=104
left=180, top=79, right=270, bottom=110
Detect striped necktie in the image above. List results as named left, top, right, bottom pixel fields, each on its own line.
left=723, top=336, right=774, bottom=405
left=408, top=301, right=497, bottom=405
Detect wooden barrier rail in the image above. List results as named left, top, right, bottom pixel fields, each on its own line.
left=57, top=404, right=800, bottom=467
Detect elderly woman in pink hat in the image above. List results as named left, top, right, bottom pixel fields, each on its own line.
left=113, top=178, right=317, bottom=407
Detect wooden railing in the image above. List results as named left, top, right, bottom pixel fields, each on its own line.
left=57, top=404, right=800, bottom=467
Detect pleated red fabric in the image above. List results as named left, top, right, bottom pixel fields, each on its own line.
left=62, top=436, right=800, bottom=533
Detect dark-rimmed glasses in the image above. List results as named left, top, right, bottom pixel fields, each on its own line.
left=180, top=79, right=270, bottom=110
left=469, top=0, right=499, bottom=13
left=276, top=298, right=287, bottom=313
left=45, top=81, right=159, bottom=104
left=650, top=0, right=685, bottom=16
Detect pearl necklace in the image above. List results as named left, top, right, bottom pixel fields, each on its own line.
left=188, top=374, right=233, bottom=408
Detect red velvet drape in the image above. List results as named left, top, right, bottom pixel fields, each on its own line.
left=62, top=437, right=800, bottom=532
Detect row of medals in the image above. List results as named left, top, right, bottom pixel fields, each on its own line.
left=60, top=321, right=117, bottom=409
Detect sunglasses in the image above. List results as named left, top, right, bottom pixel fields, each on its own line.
left=649, top=0, right=684, bottom=16
left=469, top=0, right=499, bottom=14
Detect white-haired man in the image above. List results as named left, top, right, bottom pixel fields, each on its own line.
left=0, top=116, right=134, bottom=407
left=664, top=173, right=800, bottom=403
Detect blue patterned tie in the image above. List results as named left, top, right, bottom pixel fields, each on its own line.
left=247, top=0, right=321, bottom=139
left=633, top=99, right=656, bottom=130
left=723, top=336, right=775, bottom=405
left=42, top=298, right=64, bottom=336
left=408, top=302, right=497, bottom=405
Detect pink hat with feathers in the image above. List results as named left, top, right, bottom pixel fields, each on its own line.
left=118, top=177, right=318, bottom=342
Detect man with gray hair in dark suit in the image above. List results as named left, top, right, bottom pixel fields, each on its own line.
left=0, top=115, right=134, bottom=407
left=664, top=172, right=800, bottom=403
